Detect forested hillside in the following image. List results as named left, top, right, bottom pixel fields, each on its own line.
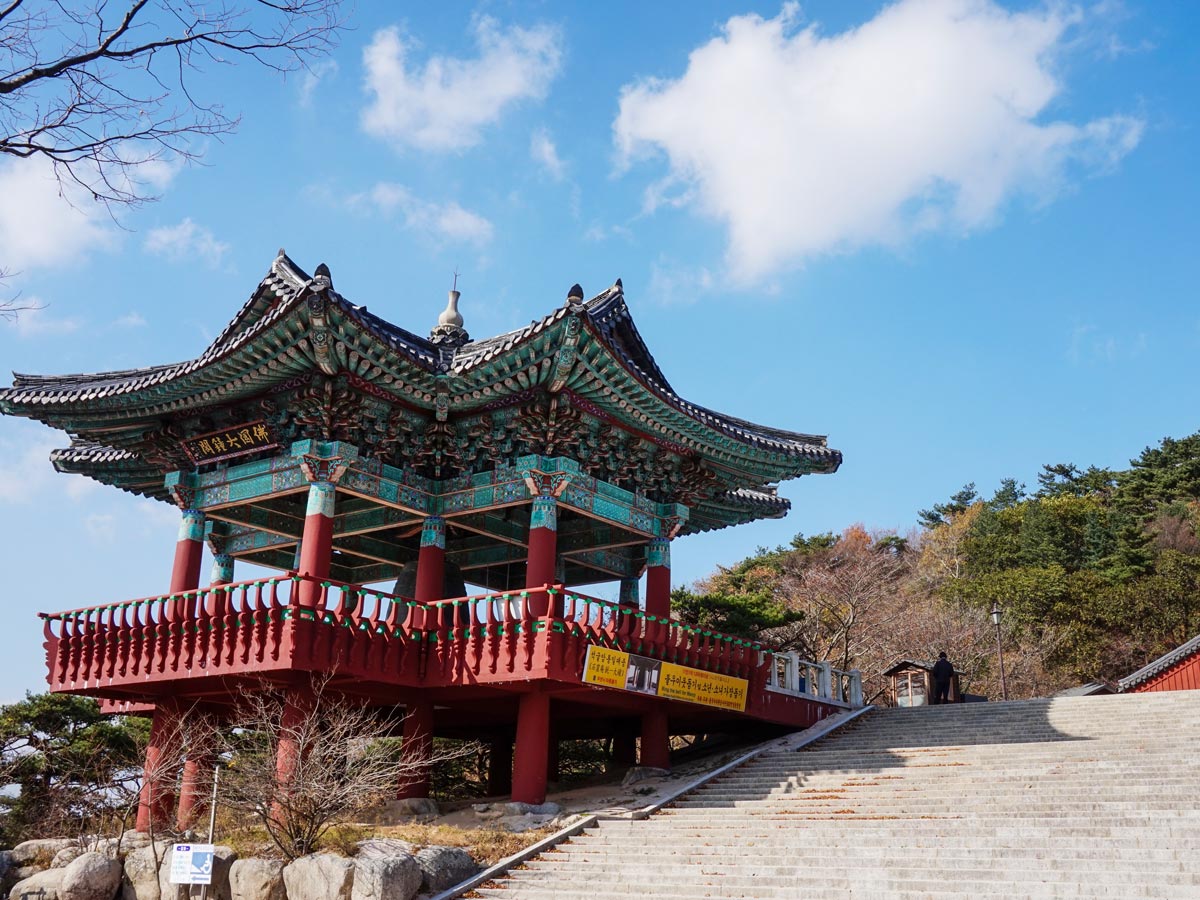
left=677, top=432, right=1200, bottom=702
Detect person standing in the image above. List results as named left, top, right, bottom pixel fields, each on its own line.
left=932, top=652, right=954, bottom=704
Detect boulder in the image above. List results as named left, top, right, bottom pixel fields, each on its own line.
left=158, top=846, right=235, bottom=900
left=11, top=840, right=76, bottom=867
left=51, top=848, right=84, bottom=869
left=621, top=766, right=669, bottom=787
left=470, top=804, right=504, bottom=822
left=413, top=847, right=477, bottom=894
left=351, top=857, right=421, bottom=900
left=61, top=852, right=123, bottom=900
left=121, top=844, right=169, bottom=900
left=9, top=867, right=67, bottom=900
left=282, top=855, right=354, bottom=900
left=228, top=859, right=285, bottom=900
left=354, top=840, right=415, bottom=861
left=501, top=801, right=561, bottom=817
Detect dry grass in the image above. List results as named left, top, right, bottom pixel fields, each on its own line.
left=216, top=820, right=555, bottom=867
left=371, top=823, right=556, bottom=866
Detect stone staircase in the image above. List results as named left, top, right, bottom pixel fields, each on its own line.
left=473, top=691, right=1200, bottom=899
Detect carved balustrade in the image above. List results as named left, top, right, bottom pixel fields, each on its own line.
left=41, top=578, right=863, bottom=714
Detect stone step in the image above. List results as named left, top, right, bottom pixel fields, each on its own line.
left=513, top=864, right=1200, bottom=885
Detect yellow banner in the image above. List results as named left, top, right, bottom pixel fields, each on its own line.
left=659, top=661, right=748, bottom=712
left=581, top=646, right=630, bottom=689
left=582, top=646, right=748, bottom=712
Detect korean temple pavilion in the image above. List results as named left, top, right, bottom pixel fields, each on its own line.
left=0, top=252, right=858, bottom=831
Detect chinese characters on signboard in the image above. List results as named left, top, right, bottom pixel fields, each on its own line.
left=582, top=646, right=748, bottom=712
left=182, top=421, right=276, bottom=465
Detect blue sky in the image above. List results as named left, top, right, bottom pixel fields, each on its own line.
left=1, top=0, right=1198, bottom=699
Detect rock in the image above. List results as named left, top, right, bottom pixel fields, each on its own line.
left=470, top=804, right=504, bottom=822
left=228, top=859, right=285, bottom=900
left=122, top=844, right=169, bottom=900
left=159, top=846, right=236, bottom=900
left=621, top=766, right=670, bottom=787
left=51, top=848, right=84, bottom=869
left=11, top=840, right=76, bottom=867
left=414, top=847, right=477, bottom=894
left=282, top=855, right=354, bottom=900
left=501, top=801, right=561, bottom=817
left=61, top=852, right=123, bottom=900
left=354, top=840, right=415, bottom=861
left=351, top=857, right=421, bottom=900
left=9, top=867, right=67, bottom=900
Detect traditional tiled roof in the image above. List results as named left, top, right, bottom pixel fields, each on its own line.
left=1, top=253, right=841, bottom=529
left=1118, top=633, right=1200, bottom=691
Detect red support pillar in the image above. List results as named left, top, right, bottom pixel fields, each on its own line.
left=645, top=538, right=671, bottom=619
left=526, top=495, right=558, bottom=617
left=274, top=682, right=315, bottom=792
left=640, top=709, right=671, bottom=771
left=297, top=482, right=336, bottom=609
left=209, top=553, right=234, bottom=617
left=396, top=701, right=434, bottom=799
left=176, top=750, right=212, bottom=833
left=136, top=700, right=182, bottom=833
left=168, top=510, right=206, bottom=620
left=415, top=517, right=446, bottom=628
left=512, top=691, right=551, bottom=804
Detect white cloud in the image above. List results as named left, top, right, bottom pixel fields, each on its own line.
left=144, top=218, right=231, bottom=268
left=4, top=302, right=83, bottom=338
left=0, top=423, right=97, bottom=504
left=358, top=183, right=494, bottom=246
left=112, top=312, right=148, bottom=328
left=1068, top=323, right=1147, bottom=364
left=531, top=128, right=566, bottom=180
left=361, top=15, right=562, bottom=152
left=85, top=513, right=117, bottom=543
left=0, top=159, right=114, bottom=271
left=300, top=59, right=340, bottom=107
left=614, top=0, right=1144, bottom=283
left=647, top=257, right=715, bottom=306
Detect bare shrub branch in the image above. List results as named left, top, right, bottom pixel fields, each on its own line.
left=217, top=676, right=474, bottom=860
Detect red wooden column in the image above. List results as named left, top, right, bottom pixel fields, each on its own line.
left=297, top=481, right=336, bottom=609
left=526, top=495, right=558, bottom=616
left=168, top=510, right=206, bottom=619
left=415, top=516, right=446, bottom=628
left=619, top=577, right=640, bottom=608
left=512, top=690, right=551, bottom=804
left=640, top=709, right=671, bottom=770
left=209, top=553, right=234, bottom=616
left=396, top=700, right=434, bottom=799
left=135, top=699, right=182, bottom=832
left=274, top=681, right=316, bottom=792
left=644, top=537, right=671, bottom=619
left=175, top=740, right=214, bottom=832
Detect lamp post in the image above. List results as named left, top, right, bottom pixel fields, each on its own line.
left=991, top=601, right=1009, bottom=701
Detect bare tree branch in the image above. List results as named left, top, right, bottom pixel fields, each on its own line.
left=0, top=0, right=344, bottom=206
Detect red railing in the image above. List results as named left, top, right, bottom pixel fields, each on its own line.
left=40, top=577, right=786, bottom=697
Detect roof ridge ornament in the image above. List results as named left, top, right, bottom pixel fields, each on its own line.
left=430, top=284, right=471, bottom=349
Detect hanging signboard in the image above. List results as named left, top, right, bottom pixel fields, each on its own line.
left=582, top=645, right=748, bottom=712
left=182, top=421, right=277, bottom=465
left=169, top=844, right=215, bottom=885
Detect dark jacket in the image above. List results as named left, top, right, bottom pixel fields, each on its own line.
left=932, top=658, right=954, bottom=684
